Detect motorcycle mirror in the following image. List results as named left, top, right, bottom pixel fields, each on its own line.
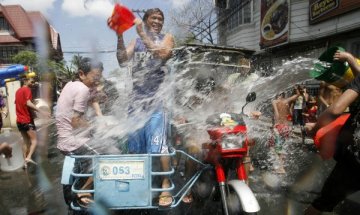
left=241, top=92, right=256, bottom=114
left=246, top=92, right=256, bottom=103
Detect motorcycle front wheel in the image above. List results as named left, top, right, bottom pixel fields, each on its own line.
left=226, top=182, right=259, bottom=215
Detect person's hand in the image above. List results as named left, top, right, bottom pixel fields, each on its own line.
left=134, top=18, right=145, bottom=36
left=333, top=50, right=352, bottom=62
left=250, top=111, right=261, bottom=120
left=134, top=18, right=142, bottom=26
left=107, top=17, right=114, bottom=28
left=107, top=17, right=124, bottom=36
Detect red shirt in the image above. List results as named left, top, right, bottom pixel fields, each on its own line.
left=15, top=86, right=33, bottom=123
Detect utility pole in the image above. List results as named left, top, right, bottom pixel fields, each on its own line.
left=132, top=9, right=146, bottom=19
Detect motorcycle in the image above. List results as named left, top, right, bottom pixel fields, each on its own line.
left=194, top=92, right=260, bottom=215
left=60, top=92, right=259, bottom=215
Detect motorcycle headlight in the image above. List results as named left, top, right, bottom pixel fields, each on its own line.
left=221, top=134, right=245, bottom=149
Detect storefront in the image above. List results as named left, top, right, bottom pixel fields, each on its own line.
left=217, top=0, right=360, bottom=72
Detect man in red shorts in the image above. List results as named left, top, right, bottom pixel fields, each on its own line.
left=15, top=77, right=49, bottom=168
left=271, top=90, right=299, bottom=173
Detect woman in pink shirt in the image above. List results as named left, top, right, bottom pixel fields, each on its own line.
left=56, top=57, right=104, bottom=207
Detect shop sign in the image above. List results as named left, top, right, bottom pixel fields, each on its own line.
left=310, top=0, right=339, bottom=22
left=260, top=0, right=289, bottom=49
left=309, top=0, right=360, bottom=24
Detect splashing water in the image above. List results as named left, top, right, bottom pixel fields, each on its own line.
left=83, top=46, right=331, bottom=213
left=92, top=47, right=319, bottom=150
left=4, top=32, right=344, bottom=213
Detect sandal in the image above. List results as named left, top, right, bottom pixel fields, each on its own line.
left=76, top=194, right=94, bottom=208
left=158, top=192, right=173, bottom=207
left=182, top=192, right=193, bottom=204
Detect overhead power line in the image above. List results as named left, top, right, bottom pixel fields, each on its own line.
left=132, top=9, right=146, bottom=18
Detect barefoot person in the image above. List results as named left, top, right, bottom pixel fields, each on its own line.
left=109, top=8, right=175, bottom=207
left=15, top=77, right=49, bottom=168
left=318, top=81, right=343, bottom=113
left=271, top=91, right=299, bottom=173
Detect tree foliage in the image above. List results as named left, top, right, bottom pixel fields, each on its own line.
left=11, top=50, right=37, bottom=67
left=70, top=54, right=84, bottom=70
left=11, top=50, right=78, bottom=89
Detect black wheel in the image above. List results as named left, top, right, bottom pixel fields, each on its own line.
left=226, top=190, right=241, bottom=215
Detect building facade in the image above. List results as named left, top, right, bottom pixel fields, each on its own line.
left=0, top=4, right=62, bottom=127
left=216, top=0, right=360, bottom=72
left=0, top=4, right=62, bottom=64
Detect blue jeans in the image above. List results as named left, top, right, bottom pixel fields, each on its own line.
left=128, top=110, right=168, bottom=154
left=292, top=109, right=304, bottom=126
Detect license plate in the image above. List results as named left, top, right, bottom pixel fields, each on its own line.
left=98, top=160, right=145, bottom=180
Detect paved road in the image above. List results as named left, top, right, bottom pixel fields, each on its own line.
left=0, top=122, right=360, bottom=215
left=0, top=125, right=67, bottom=215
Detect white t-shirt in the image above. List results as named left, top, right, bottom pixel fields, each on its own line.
left=294, top=96, right=304, bottom=110
left=56, top=81, right=90, bottom=152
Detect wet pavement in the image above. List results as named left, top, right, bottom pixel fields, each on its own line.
left=0, top=122, right=360, bottom=215
left=0, top=123, right=68, bottom=215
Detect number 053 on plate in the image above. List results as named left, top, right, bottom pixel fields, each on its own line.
left=98, top=160, right=145, bottom=180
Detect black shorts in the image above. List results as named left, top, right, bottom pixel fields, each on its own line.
left=17, top=122, right=36, bottom=132
left=61, top=144, right=98, bottom=174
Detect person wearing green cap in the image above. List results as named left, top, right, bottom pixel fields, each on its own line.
left=304, top=52, right=360, bottom=215
left=310, top=47, right=360, bottom=89
left=334, top=50, right=360, bottom=76
left=317, top=50, right=360, bottom=115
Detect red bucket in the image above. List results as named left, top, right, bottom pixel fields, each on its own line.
left=109, top=4, right=135, bottom=34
